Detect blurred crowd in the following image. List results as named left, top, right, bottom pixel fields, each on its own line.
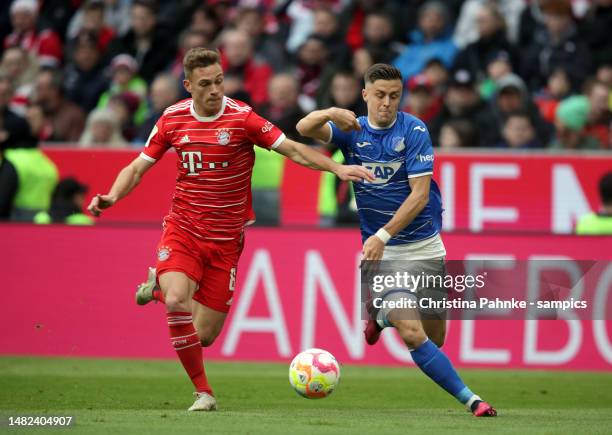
left=0, top=0, right=610, bottom=152
left=1, top=0, right=612, bottom=226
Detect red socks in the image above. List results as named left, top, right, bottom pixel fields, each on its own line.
left=167, top=312, right=212, bottom=395
left=153, top=289, right=165, bottom=303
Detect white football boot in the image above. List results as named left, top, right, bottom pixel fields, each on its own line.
left=188, top=392, right=217, bottom=411
left=135, top=267, right=158, bottom=305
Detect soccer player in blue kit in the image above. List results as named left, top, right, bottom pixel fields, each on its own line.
left=297, top=63, right=497, bottom=417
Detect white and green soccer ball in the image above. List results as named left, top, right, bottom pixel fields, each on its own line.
left=288, top=348, right=340, bottom=399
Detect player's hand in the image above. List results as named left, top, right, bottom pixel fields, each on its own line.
left=362, top=235, right=385, bottom=262
left=334, top=165, right=375, bottom=182
left=87, top=194, right=116, bottom=217
left=328, top=108, right=361, bottom=132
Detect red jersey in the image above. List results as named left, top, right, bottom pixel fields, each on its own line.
left=140, top=96, right=286, bottom=241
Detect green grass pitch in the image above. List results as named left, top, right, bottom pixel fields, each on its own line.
left=1, top=356, right=612, bottom=434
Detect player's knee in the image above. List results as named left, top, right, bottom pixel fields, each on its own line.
left=164, top=290, right=191, bottom=311
left=394, top=320, right=427, bottom=349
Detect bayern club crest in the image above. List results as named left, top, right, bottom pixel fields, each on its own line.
left=217, top=129, right=231, bottom=145
left=158, top=246, right=172, bottom=261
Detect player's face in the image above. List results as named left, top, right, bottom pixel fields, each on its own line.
left=362, top=79, right=403, bottom=127
left=184, top=63, right=225, bottom=116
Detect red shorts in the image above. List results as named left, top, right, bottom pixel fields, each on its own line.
left=155, top=223, right=244, bottom=313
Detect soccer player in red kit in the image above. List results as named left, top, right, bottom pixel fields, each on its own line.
left=87, top=48, right=373, bottom=411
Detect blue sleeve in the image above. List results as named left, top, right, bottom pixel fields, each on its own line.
left=327, top=121, right=352, bottom=154
left=405, top=121, right=434, bottom=178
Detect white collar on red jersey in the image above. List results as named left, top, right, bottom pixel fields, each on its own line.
left=190, top=96, right=227, bottom=122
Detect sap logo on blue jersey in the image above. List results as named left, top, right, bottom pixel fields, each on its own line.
left=363, top=162, right=402, bottom=184
left=416, top=154, right=434, bottom=163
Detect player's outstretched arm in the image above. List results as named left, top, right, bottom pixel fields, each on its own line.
left=274, top=138, right=374, bottom=183
left=87, top=156, right=155, bottom=217
left=296, top=107, right=360, bottom=143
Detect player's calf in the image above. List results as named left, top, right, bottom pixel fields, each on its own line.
left=391, top=317, right=428, bottom=350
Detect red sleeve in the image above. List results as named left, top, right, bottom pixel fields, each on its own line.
left=244, top=110, right=286, bottom=149
left=140, top=117, right=171, bottom=162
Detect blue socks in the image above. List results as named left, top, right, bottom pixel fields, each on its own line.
left=410, top=339, right=479, bottom=407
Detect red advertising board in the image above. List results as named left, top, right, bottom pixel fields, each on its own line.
left=43, top=148, right=611, bottom=233
left=2, top=224, right=610, bottom=370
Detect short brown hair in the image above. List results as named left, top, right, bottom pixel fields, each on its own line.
left=364, top=63, right=402, bottom=84
left=183, top=48, right=221, bottom=78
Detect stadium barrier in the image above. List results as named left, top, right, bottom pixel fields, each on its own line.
left=42, top=147, right=612, bottom=232
left=3, top=224, right=611, bottom=370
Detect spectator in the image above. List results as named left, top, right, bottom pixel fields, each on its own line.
left=520, top=0, right=591, bottom=92
left=352, top=47, right=377, bottom=82
left=189, top=5, right=222, bottom=45
left=0, top=46, right=38, bottom=115
left=135, top=73, right=180, bottom=143
left=422, top=58, right=451, bottom=92
left=430, top=69, right=498, bottom=147
left=295, top=35, right=330, bottom=112
left=1, top=72, right=58, bottom=221
left=235, top=6, right=287, bottom=72
left=220, top=29, right=273, bottom=108
left=584, top=80, right=612, bottom=148
left=311, top=6, right=352, bottom=69
left=97, top=54, right=148, bottom=126
left=393, top=1, right=457, bottom=82
left=362, top=12, right=403, bottom=65
left=105, top=0, right=176, bottom=82
left=576, top=171, right=612, bottom=235
left=0, top=73, right=37, bottom=150
left=33, top=177, right=94, bottom=225
left=491, top=73, right=552, bottom=146
left=582, top=0, right=612, bottom=72
left=402, top=74, right=443, bottom=125
left=4, top=0, right=63, bottom=68
left=497, top=111, right=541, bottom=148
left=550, top=95, right=600, bottom=149
left=66, top=0, right=116, bottom=54
left=258, top=73, right=306, bottom=142
left=596, top=63, right=612, bottom=88
left=103, top=0, right=131, bottom=37
left=64, top=32, right=109, bottom=113
left=534, top=68, right=572, bottom=124
left=518, top=0, right=546, bottom=48
left=33, top=68, right=86, bottom=143
left=342, top=0, right=406, bottom=51
left=454, top=0, right=525, bottom=48
left=168, top=29, right=208, bottom=100
left=222, top=71, right=252, bottom=106
left=453, top=2, right=518, bottom=82
left=79, top=108, right=126, bottom=147
left=439, top=119, right=478, bottom=148
left=107, top=92, right=139, bottom=142
left=0, top=74, right=23, bottom=219
left=327, top=71, right=367, bottom=117
left=478, top=50, right=514, bottom=100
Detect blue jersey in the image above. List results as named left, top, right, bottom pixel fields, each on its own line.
left=328, top=112, right=442, bottom=245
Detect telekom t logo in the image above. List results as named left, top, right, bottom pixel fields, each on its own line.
left=182, top=151, right=203, bottom=175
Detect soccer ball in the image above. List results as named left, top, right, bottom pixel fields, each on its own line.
left=288, top=348, right=340, bottom=399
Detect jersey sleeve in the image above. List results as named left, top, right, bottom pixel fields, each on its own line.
left=405, top=121, right=434, bottom=178
left=325, top=121, right=352, bottom=153
left=244, top=110, right=286, bottom=149
left=140, top=117, right=171, bottom=162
